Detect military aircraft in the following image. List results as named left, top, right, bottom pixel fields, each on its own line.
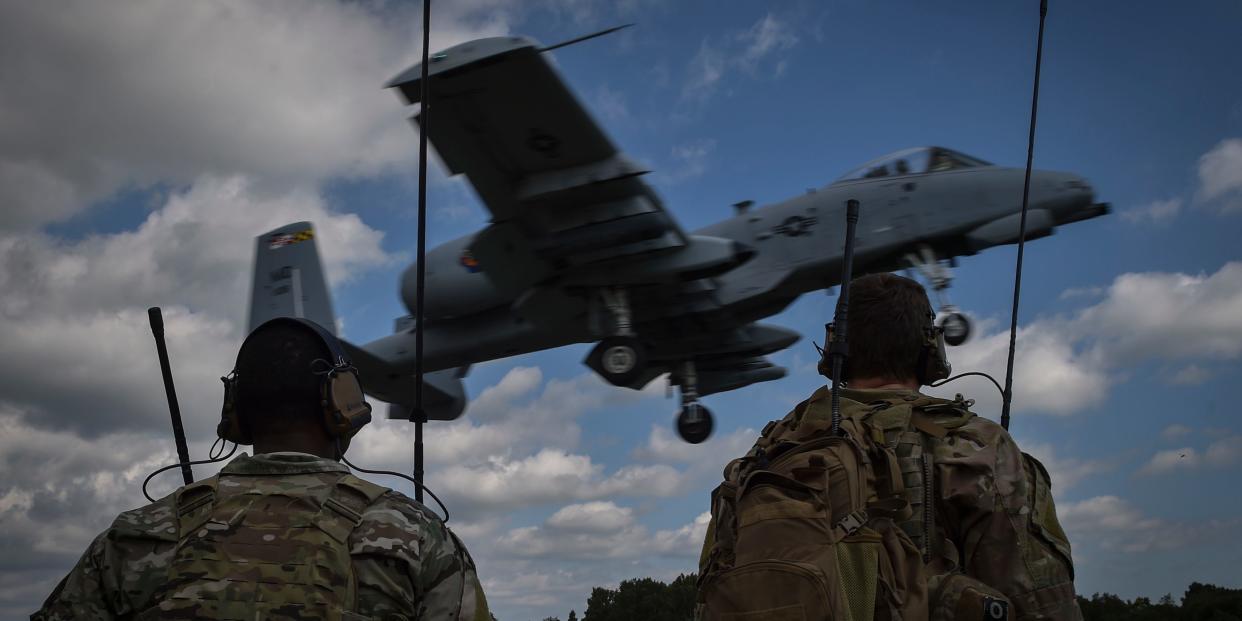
left=248, top=35, right=1109, bottom=443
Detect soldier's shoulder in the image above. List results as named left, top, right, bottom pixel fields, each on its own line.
left=353, top=490, right=456, bottom=551
left=109, top=494, right=179, bottom=542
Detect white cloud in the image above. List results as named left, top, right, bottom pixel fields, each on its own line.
left=495, top=502, right=708, bottom=560
left=1120, top=198, right=1182, bottom=225
left=1197, top=138, right=1242, bottom=212
left=0, top=176, right=398, bottom=436
left=1138, top=447, right=1199, bottom=475
left=681, top=13, right=800, bottom=102
left=632, top=424, right=756, bottom=465
left=1204, top=435, right=1242, bottom=466
left=1161, top=423, right=1194, bottom=440
left=929, top=262, right=1242, bottom=416
left=1058, top=495, right=1237, bottom=555
left=926, top=316, right=1110, bottom=416
left=0, top=1, right=509, bottom=231
left=737, top=14, right=799, bottom=74
left=593, top=84, right=630, bottom=122
left=1058, top=285, right=1105, bottom=301
left=683, top=40, right=727, bottom=100
left=546, top=501, right=635, bottom=533
left=432, top=449, right=687, bottom=520
left=660, top=139, right=717, bottom=183
left=1073, top=263, right=1242, bottom=363
left=1168, top=364, right=1213, bottom=385
left=1019, top=442, right=1110, bottom=491
left=1139, top=436, right=1242, bottom=475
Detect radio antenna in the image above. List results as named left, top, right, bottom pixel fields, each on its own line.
left=1000, top=0, right=1049, bottom=431
left=829, top=199, right=862, bottom=436
left=148, top=307, right=194, bottom=485
left=411, top=0, right=432, bottom=503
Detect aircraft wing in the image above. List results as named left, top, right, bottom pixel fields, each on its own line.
left=388, top=37, right=695, bottom=294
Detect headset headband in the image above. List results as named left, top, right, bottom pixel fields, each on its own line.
left=252, top=317, right=352, bottom=369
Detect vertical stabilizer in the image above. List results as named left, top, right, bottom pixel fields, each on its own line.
left=248, top=222, right=338, bottom=333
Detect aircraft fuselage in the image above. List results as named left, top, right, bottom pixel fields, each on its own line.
left=363, top=162, right=1106, bottom=376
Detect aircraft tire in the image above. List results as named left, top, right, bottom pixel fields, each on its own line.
left=940, top=312, right=971, bottom=346
left=591, top=336, right=646, bottom=386
left=676, top=403, right=714, bottom=444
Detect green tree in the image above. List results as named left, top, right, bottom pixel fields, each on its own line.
left=583, top=574, right=696, bottom=621
left=567, top=611, right=578, bottom=621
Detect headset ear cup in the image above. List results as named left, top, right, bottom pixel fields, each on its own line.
left=218, top=375, right=251, bottom=444
left=322, top=370, right=372, bottom=440
left=818, top=323, right=846, bottom=381
left=920, top=327, right=952, bottom=384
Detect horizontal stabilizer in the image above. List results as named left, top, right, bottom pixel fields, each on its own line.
left=342, top=339, right=467, bottom=422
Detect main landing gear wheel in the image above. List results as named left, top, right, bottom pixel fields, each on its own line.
left=677, top=403, right=714, bottom=444
left=589, top=336, right=646, bottom=386
left=939, top=312, right=971, bottom=346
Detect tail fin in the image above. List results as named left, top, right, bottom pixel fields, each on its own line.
left=248, top=222, right=338, bottom=333
left=247, top=223, right=469, bottom=421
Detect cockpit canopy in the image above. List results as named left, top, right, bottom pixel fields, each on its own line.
left=834, top=147, right=993, bottom=183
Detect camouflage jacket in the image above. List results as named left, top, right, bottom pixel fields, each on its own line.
left=707, top=387, right=1081, bottom=621
left=32, top=452, right=489, bottom=621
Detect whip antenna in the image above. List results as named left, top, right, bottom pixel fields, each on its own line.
left=411, top=0, right=432, bottom=502
left=829, top=199, right=862, bottom=436
left=148, top=307, right=194, bottom=486
left=1000, top=0, right=1049, bottom=431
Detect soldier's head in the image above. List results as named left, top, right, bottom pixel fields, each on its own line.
left=839, top=273, right=938, bottom=387
left=229, top=319, right=364, bottom=458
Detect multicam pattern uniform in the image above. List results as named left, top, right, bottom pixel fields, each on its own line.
left=703, top=386, right=1081, bottom=621
left=33, top=453, right=489, bottom=621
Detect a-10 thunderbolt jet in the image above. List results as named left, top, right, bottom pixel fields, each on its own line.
left=249, top=35, right=1109, bottom=443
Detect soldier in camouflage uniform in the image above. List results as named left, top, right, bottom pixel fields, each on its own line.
left=34, top=319, right=490, bottom=620
left=700, top=274, right=1081, bottom=620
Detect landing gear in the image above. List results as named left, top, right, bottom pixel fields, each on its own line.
left=673, top=361, right=713, bottom=444
left=677, top=403, right=714, bottom=444
left=939, top=311, right=971, bottom=346
left=905, top=245, right=973, bottom=346
left=589, top=335, right=646, bottom=386
left=587, top=287, right=648, bottom=386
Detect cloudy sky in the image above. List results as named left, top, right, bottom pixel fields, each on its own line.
left=1, top=1, right=1240, bottom=619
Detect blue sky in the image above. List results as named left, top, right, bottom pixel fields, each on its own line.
left=1, top=1, right=1240, bottom=619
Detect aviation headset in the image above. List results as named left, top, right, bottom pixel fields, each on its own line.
left=818, top=310, right=952, bottom=385
left=218, top=317, right=373, bottom=445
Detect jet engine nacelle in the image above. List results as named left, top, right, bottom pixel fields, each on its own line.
left=400, top=234, right=512, bottom=320
left=966, top=209, right=1055, bottom=252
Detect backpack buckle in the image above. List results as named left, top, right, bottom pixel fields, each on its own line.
left=834, top=509, right=869, bottom=537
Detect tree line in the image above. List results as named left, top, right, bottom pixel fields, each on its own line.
left=523, top=575, right=1242, bottom=621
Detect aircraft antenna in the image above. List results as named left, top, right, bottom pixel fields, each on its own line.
left=539, top=24, right=633, bottom=53
left=1000, top=0, right=1049, bottom=431
left=411, top=0, right=432, bottom=502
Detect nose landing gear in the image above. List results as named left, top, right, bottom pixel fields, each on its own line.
left=938, top=310, right=971, bottom=346
left=905, top=245, right=973, bottom=346
left=673, top=361, right=713, bottom=444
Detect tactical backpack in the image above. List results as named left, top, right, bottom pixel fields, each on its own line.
left=139, top=471, right=389, bottom=620
left=698, top=387, right=978, bottom=621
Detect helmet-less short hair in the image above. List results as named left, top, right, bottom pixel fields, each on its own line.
left=234, top=321, right=331, bottom=436
left=846, top=273, right=934, bottom=382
